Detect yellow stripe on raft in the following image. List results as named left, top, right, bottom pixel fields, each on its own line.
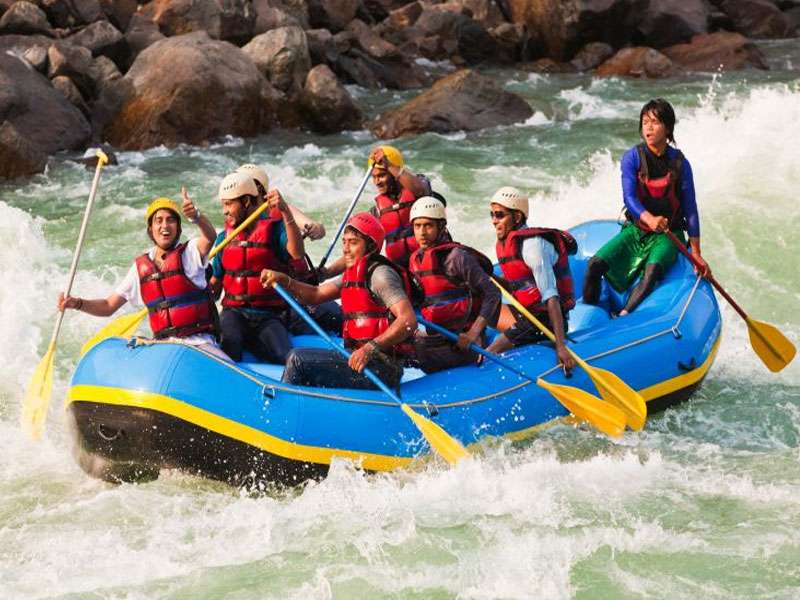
left=66, top=385, right=413, bottom=472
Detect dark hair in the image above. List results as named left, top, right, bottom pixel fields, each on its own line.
left=639, top=98, right=676, bottom=145
left=344, top=225, right=377, bottom=254
left=147, top=208, right=181, bottom=245
left=253, top=179, right=267, bottom=198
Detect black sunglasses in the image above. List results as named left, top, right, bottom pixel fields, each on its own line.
left=490, top=210, right=510, bottom=220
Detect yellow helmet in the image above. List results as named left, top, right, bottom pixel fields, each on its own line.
left=369, top=145, right=404, bottom=169
left=145, top=197, right=181, bottom=223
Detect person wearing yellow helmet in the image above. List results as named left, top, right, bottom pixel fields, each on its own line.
left=319, top=145, right=435, bottom=279
left=58, top=189, right=228, bottom=360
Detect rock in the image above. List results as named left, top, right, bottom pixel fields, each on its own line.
left=23, top=44, right=49, bottom=72
left=242, top=26, right=311, bottom=93
left=253, top=0, right=300, bottom=34
left=39, top=0, right=72, bottom=29
left=334, top=51, right=380, bottom=87
left=219, top=0, right=256, bottom=43
left=461, top=0, right=506, bottom=27
left=73, top=144, right=119, bottom=168
left=89, top=54, right=123, bottom=93
left=0, top=1, right=53, bottom=35
left=636, top=0, right=709, bottom=48
left=786, top=7, right=800, bottom=34
left=348, top=18, right=399, bottom=58
left=524, top=57, right=577, bottom=73
left=387, top=1, right=421, bottom=29
left=306, top=27, right=339, bottom=64
left=307, top=0, right=359, bottom=31
left=372, top=69, right=532, bottom=138
left=68, top=20, right=129, bottom=67
left=106, top=31, right=267, bottom=150
left=596, top=46, right=679, bottom=78
left=489, top=22, right=527, bottom=63
left=332, top=29, right=355, bottom=52
left=0, top=53, right=91, bottom=178
left=99, top=0, right=136, bottom=30
left=570, top=41, right=614, bottom=71
left=718, top=0, right=793, bottom=38
left=52, top=75, right=89, bottom=115
left=48, top=43, right=95, bottom=97
left=507, top=0, right=648, bottom=61
left=662, top=31, right=768, bottom=71
left=301, top=64, right=362, bottom=132
left=142, top=0, right=222, bottom=39
left=70, top=0, right=103, bottom=25
left=412, top=6, right=498, bottom=64
left=125, top=13, right=166, bottom=63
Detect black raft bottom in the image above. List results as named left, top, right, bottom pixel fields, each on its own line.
left=67, top=402, right=329, bottom=487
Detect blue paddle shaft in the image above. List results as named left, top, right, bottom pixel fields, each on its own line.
left=417, top=316, right=531, bottom=382
left=318, top=167, right=373, bottom=270
left=273, top=283, right=404, bottom=405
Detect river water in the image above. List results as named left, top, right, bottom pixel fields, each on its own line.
left=1, top=41, right=799, bottom=598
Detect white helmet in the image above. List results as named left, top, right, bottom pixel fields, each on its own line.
left=410, top=196, right=447, bottom=222
left=490, top=186, right=528, bottom=219
left=236, top=163, right=269, bottom=193
left=219, top=171, right=259, bottom=201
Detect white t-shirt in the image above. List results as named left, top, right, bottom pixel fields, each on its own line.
left=521, top=237, right=559, bottom=302
left=115, top=238, right=216, bottom=346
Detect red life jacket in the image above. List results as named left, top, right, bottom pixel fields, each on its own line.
left=136, top=243, right=217, bottom=340
left=496, top=227, right=577, bottom=315
left=634, top=143, right=685, bottom=232
left=375, top=188, right=419, bottom=266
left=221, top=218, right=288, bottom=309
left=341, top=253, right=414, bottom=355
left=409, top=242, right=491, bottom=332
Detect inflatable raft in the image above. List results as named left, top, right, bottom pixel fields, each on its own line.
left=66, top=221, right=722, bottom=485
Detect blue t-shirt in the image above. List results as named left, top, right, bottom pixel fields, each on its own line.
left=621, top=144, right=700, bottom=238
left=212, top=220, right=290, bottom=316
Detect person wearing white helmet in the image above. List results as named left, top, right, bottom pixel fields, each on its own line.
left=58, top=191, right=229, bottom=361
left=260, top=212, right=417, bottom=390
left=215, top=171, right=306, bottom=363
left=407, top=196, right=501, bottom=373
left=485, top=186, right=577, bottom=374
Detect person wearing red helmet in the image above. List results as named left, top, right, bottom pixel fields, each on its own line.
left=57, top=191, right=229, bottom=360
left=261, top=212, right=417, bottom=389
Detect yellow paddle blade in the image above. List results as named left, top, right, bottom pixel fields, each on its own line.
left=80, top=308, right=147, bottom=357
left=537, top=378, right=625, bottom=438
left=747, top=317, right=797, bottom=373
left=400, top=403, right=470, bottom=465
left=21, top=343, right=56, bottom=441
left=584, top=366, right=647, bottom=431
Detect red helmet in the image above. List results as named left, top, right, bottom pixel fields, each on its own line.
left=347, top=212, right=385, bottom=252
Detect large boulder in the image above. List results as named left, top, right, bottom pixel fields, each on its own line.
left=307, top=0, right=359, bottom=31
left=595, top=46, right=679, bottom=78
left=52, top=74, right=89, bottom=115
left=507, top=0, right=648, bottom=61
left=48, top=43, right=95, bottom=97
left=371, top=69, right=532, bottom=139
left=99, top=0, right=136, bottom=30
left=141, top=0, right=223, bottom=38
left=718, top=0, right=793, bottom=38
left=69, top=0, right=104, bottom=25
left=0, top=1, right=53, bottom=35
left=125, top=13, right=166, bottom=63
left=242, top=26, right=311, bottom=93
left=105, top=32, right=267, bottom=150
left=411, top=5, right=498, bottom=64
left=219, top=0, right=256, bottom=43
left=67, top=20, right=129, bottom=66
left=253, top=0, right=308, bottom=32
left=347, top=18, right=399, bottom=58
left=570, top=41, right=614, bottom=71
left=301, top=64, right=362, bottom=133
left=635, top=0, right=709, bottom=48
left=0, top=53, right=91, bottom=178
left=662, top=31, right=768, bottom=71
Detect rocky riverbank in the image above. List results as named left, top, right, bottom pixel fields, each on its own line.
left=1, top=0, right=798, bottom=179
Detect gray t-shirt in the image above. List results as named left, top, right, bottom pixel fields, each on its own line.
left=333, top=264, right=408, bottom=308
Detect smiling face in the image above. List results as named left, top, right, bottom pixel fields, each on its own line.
left=490, top=203, right=522, bottom=241
left=221, top=196, right=252, bottom=227
left=342, top=228, right=369, bottom=269
left=148, top=209, right=180, bottom=250
left=371, top=166, right=393, bottom=195
left=413, top=217, right=443, bottom=250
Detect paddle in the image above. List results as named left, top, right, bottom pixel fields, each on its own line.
left=491, top=279, right=647, bottom=431
left=22, top=150, right=109, bottom=440
left=272, top=283, right=469, bottom=465
left=317, top=165, right=373, bottom=271
left=416, top=316, right=625, bottom=437
left=80, top=196, right=275, bottom=356
left=665, top=231, right=796, bottom=372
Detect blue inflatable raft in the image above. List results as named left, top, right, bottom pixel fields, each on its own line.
left=66, top=221, right=722, bottom=485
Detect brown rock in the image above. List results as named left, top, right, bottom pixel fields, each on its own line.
left=106, top=31, right=266, bottom=150
left=306, top=28, right=339, bottom=64
left=596, top=47, right=679, bottom=78
left=48, top=43, right=95, bottom=97
left=347, top=18, right=399, bottom=58
left=39, top=0, right=73, bottom=29
left=142, top=0, right=222, bottom=38
left=662, top=31, right=768, bottom=71
left=0, top=53, right=90, bottom=178
left=125, top=13, right=166, bottom=62
left=490, top=22, right=526, bottom=64
left=23, top=44, right=49, bottom=72
left=70, top=0, right=103, bottom=25
left=718, top=0, right=793, bottom=38
left=0, top=1, right=53, bottom=35
left=636, top=0, right=709, bottom=48
left=219, top=0, right=256, bottom=43
left=570, top=41, right=614, bottom=71
left=371, top=69, right=532, bottom=139
left=242, top=26, right=311, bottom=93
left=68, top=20, right=129, bottom=67
left=52, top=75, right=89, bottom=115
left=307, top=0, right=359, bottom=31
left=99, top=0, right=136, bottom=30
left=387, top=1, right=421, bottom=29
left=524, top=57, right=577, bottom=73
left=302, top=64, right=362, bottom=132
left=253, top=0, right=300, bottom=34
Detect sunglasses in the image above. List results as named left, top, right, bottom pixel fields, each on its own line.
left=490, top=210, right=510, bottom=220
